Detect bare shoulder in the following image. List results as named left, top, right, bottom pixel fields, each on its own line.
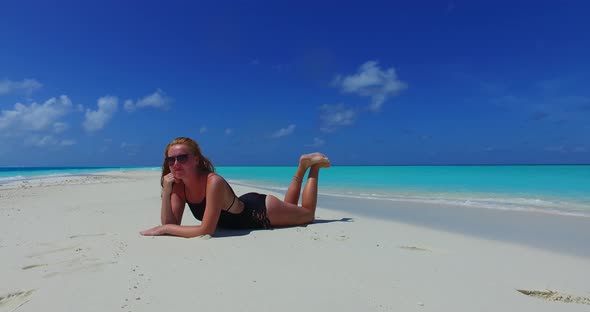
left=206, top=173, right=225, bottom=189
left=205, top=174, right=228, bottom=200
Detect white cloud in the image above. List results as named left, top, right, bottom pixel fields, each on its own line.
left=0, top=96, right=77, bottom=149
left=53, top=122, right=68, bottom=134
left=83, top=96, right=118, bottom=132
left=124, top=99, right=136, bottom=112
left=121, top=142, right=140, bottom=156
left=0, top=79, right=42, bottom=96
left=306, top=137, right=325, bottom=147
left=271, top=124, right=296, bottom=138
left=319, top=104, right=357, bottom=132
left=137, top=89, right=171, bottom=109
left=26, top=135, right=75, bottom=148
left=0, top=95, right=73, bottom=133
left=200, top=126, right=208, bottom=134
left=60, top=139, right=76, bottom=146
left=125, top=89, right=172, bottom=112
left=225, top=128, right=233, bottom=135
left=333, top=61, right=407, bottom=112
left=33, top=135, right=56, bottom=147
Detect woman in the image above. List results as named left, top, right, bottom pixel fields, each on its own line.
left=140, top=137, right=330, bottom=238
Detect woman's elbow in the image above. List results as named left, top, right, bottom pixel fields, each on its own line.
left=197, top=225, right=216, bottom=237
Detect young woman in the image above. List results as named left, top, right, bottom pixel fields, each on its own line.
left=140, top=137, right=330, bottom=238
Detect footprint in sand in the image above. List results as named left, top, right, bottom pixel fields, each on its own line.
left=122, top=265, right=150, bottom=310
left=335, top=235, right=350, bottom=241
left=25, top=235, right=117, bottom=278
left=399, top=246, right=431, bottom=252
left=21, top=256, right=116, bottom=278
left=27, top=245, right=81, bottom=258
left=69, top=233, right=106, bottom=239
left=517, top=289, right=590, bottom=305
left=0, top=290, right=34, bottom=309
left=22, top=264, right=48, bottom=270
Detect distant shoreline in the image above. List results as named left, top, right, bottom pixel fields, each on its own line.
left=2, top=166, right=589, bottom=219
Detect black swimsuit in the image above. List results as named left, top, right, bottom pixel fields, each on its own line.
left=184, top=176, right=271, bottom=230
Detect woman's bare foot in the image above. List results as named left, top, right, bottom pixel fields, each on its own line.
left=299, top=152, right=331, bottom=169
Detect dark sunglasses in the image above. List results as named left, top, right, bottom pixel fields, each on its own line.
left=166, top=154, right=190, bottom=165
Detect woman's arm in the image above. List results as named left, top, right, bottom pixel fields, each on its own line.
left=155, top=224, right=210, bottom=238
left=161, top=182, right=185, bottom=225
left=142, top=175, right=225, bottom=238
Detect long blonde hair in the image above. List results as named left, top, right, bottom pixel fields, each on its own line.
left=161, top=137, right=215, bottom=187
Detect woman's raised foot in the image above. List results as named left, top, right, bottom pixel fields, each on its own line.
left=299, top=152, right=331, bottom=169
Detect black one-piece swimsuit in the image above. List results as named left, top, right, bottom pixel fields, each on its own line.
left=184, top=176, right=271, bottom=230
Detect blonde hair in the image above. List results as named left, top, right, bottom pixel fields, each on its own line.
left=161, top=137, right=215, bottom=187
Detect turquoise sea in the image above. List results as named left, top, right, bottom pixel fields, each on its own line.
left=1, top=165, right=589, bottom=218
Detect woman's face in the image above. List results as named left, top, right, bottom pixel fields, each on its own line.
left=167, top=144, right=198, bottom=179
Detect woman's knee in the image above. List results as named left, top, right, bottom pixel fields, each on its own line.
left=300, top=212, right=315, bottom=225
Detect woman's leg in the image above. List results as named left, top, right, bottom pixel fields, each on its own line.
left=283, top=153, right=330, bottom=205
left=267, top=153, right=330, bottom=226
left=301, top=164, right=320, bottom=213
left=282, top=166, right=307, bottom=206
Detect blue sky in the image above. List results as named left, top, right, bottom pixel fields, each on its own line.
left=1, top=1, right=589, bottom=166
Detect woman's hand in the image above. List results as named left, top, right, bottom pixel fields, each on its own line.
left=162, top=172, right=176, bottom=194
left=140, top=225, right=168, bottom=236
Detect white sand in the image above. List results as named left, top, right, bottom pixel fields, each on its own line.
left=1, top=171, right=589, bottom=311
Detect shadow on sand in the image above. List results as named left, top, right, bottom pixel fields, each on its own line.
left=213, top=217, right=354, bottom=238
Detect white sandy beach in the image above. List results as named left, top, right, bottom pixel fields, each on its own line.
left=1, top=171, right=589, bottom=311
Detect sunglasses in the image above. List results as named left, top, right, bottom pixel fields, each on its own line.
left=166, top=154, right=190, bottom=165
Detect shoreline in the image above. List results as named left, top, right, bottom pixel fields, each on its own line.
left=0, top=167, right=158, bottom=185
left=2, top=170, right=590, bottom=258
left=4, top=167, right=588, bottom=219
left=234, top=180, right=590, bottom=218
left=1, top=170, right=589, bottom=311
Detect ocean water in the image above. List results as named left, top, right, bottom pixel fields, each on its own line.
left=1, top=165, right=589, bottom=218
left=217, top=165, right=590, bottom=218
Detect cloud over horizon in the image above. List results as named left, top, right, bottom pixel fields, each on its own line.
left=0, top=95, right=73, bottom=133
left=0, top=79, right=43, bottom=96
left=333, top=61, right=407, bottom=112
left=319, top=104, right=357, bottom=132
left=84, top=96, right=118, bottom=132
left=305, top=137, right=325, bottom=147
left=124, top=89, right=172, bottom=112
left=26, top=135, right=76, bottom=148
left=271, top=124, right=296, bottom=138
